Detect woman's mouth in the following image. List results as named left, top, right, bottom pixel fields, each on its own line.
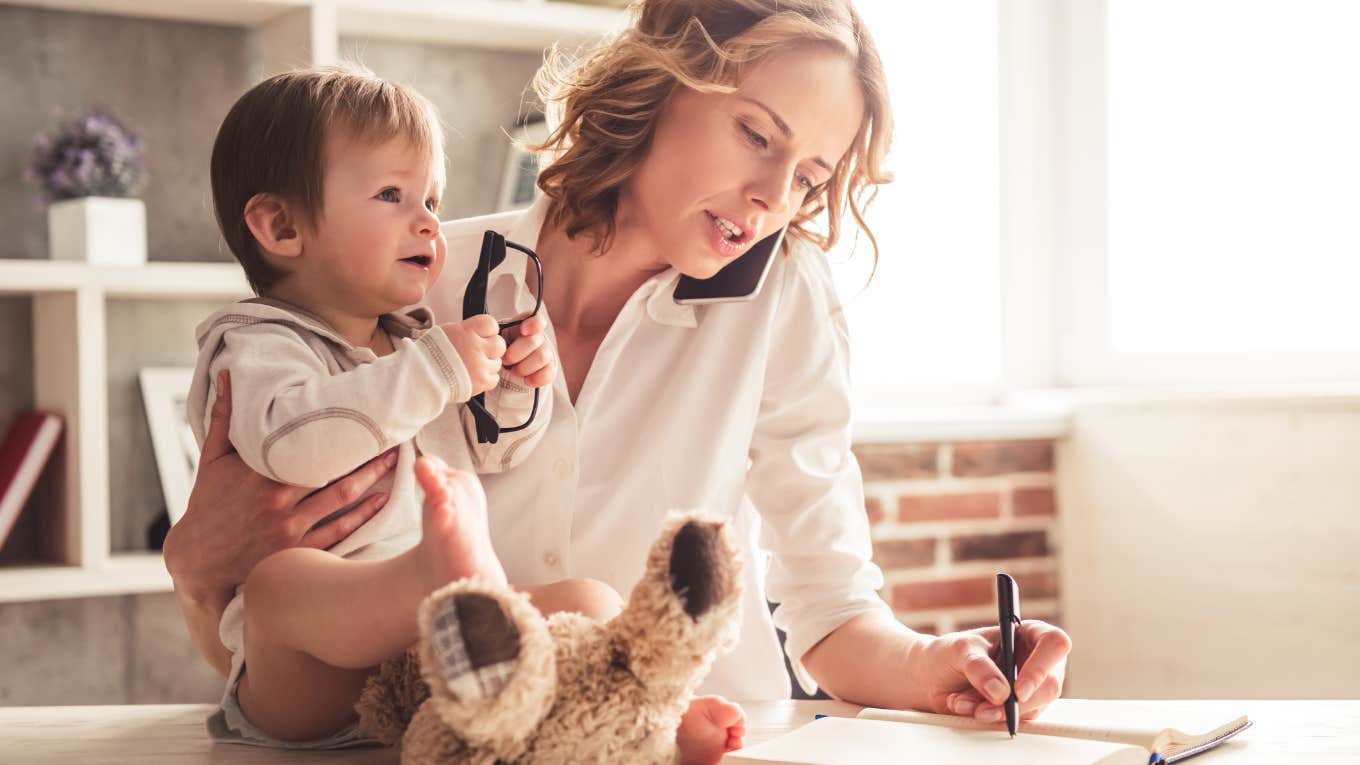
left=704, top=211, right=752, bottom=259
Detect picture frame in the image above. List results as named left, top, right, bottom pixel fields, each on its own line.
left=138, top=367, right=199, bottom=525
left=497, top=118, right=550, bottom=212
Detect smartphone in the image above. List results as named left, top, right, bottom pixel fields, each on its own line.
left=673, top=225, right=786, bottom=304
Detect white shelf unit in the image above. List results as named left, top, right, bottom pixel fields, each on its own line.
left=4, top=0, right=630, bottom=56
left=0, top=0, right=625, bottom=604
left=0, top=260, right=250, bottom=603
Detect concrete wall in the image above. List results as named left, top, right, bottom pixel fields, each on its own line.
left=0, top=4, right=543, bottom=705
left=1057, top=394, right=1360, bottom=698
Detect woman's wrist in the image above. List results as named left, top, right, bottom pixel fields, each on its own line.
left=162, top=524, right=232, bottom=607
left=802, top=610, right=929, bottom=709
left=170, top=575, right=232, bottom=611
left=171, top=578, right=234, bottom=677
left=896, top=628, right=941, bottom=711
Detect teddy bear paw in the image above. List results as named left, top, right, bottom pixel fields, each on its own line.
left=428, top=591, right=522, bottom=703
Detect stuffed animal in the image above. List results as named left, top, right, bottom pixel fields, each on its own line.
left=356, top=511, right=743, bottom=764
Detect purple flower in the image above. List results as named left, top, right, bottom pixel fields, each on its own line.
left=25, top=108, right=147, bottom=205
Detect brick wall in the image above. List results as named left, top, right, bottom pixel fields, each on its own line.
left=852, top=439, right=1060, bottom=635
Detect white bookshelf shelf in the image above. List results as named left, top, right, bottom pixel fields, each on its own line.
left=336, top=0, right=628, bottom=50
left=5, top=0, right=628, bottom=52
left=0, top=554, right=172, bottom=603
left=2, top=260, right=250, bottom=603
left=0, top=259, right=249, bottom=297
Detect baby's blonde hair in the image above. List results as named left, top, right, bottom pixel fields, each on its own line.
left=532, top=0, right=893, bottom=266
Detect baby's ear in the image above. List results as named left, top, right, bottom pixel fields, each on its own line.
left=243, top=192, right=303, bottom=259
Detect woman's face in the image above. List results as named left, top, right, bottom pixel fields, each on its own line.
left=621, top=44, right=865, bottom=278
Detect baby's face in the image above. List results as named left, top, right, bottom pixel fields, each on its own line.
left=303, top=130, right=447, bottom=316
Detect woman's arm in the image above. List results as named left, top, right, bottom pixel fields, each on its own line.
left=163, top=370, right=397, bottom=675
left=746, top=251, right=1071, bottom=718
left=802, top=611, right=1072, bottom=722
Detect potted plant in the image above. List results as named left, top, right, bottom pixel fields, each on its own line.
left=25, top=109, right=148, bottom=266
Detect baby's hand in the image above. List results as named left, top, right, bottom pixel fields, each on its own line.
left=442, top=315, right=505, bottom=395
left=502, top=314, right=556, bottom=389
left=676, top=695, right=746, bottom=765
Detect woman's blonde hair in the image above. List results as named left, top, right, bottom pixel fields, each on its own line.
left=532, top=0, right=893, bottom=266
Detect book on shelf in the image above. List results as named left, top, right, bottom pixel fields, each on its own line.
left=0, top=411, right=64, bottom=550
left=724, top=703, right=1251, bottom=765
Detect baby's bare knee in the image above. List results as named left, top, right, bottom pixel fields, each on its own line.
left=569, top=578, right=624, bottom=619
left=531, top=578, right=623, bottom=619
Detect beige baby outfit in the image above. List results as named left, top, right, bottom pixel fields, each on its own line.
left=185, top=297, right=549, bottom=748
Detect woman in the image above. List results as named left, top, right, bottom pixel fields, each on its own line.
left=167, top=0, right=1070, bottom=721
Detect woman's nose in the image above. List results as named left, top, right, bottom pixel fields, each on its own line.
left=747, top=166, right=796, bottom=215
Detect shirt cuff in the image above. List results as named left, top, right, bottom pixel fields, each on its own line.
left=781, top=597, right=895, bottom=697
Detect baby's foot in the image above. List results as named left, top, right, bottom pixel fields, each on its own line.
left=677, top=695, right=746, bottom=765
left=414, top=455, right=507, bottom=591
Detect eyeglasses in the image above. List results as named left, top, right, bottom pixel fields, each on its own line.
left=462, top=230, right=544, bottom=444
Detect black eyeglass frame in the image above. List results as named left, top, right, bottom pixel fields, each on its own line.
left=462, top=230, right=545, bottom=443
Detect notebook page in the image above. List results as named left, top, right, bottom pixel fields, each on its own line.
left=857, top=707, right=1160, bottom=750
left=858, top=701, right=1249, bottom=756
left=722, top=717, right=1149, bottom=765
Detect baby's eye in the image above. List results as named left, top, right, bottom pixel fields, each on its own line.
left=740, top=122, right=769, bottom=150
left=376, top=188, right=400, bottom=202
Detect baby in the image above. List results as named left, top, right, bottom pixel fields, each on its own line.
left=190, top=64, right=744, bottom=762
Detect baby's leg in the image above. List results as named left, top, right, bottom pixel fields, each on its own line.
left=236, top=456, right=507, bottom=741
left=523, top=577, right=624, bottom=620
left=676, top=695, right=746, bottom=765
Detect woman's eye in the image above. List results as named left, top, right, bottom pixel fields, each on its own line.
left=425, top=198, right=438, bottom=212
left=377, top=188, right=399, bottom=202
left=795, top=174, right=813, bottom=191
left=740, top=123, right=768, bottom=150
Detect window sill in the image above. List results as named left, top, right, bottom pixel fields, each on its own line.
left=852, top=402, right=1072, bottom=444
left=851, top=381, right=1360, bottom=444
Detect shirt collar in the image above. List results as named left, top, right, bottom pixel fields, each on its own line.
left=504, top=194, right=550, bottom=250
left=503, top=195, right=698, bottom=330
left=643, top=269, right=697, bottom=328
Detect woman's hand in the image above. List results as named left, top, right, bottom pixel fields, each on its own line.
left=162, top=369, right=397, bottom=604
left=502, top=314, right=556, bottom=389
left=913, top=619, right=1072, bottom=724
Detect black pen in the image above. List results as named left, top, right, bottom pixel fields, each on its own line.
left=996, top=573, right=1021, bottom=738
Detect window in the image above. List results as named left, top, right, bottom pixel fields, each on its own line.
left=830, top=1, right=1002, bottom=406
left=1062, top=0, right=1360, bottom=383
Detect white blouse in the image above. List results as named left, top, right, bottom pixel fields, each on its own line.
left=429, top=197, right=890, bottom=700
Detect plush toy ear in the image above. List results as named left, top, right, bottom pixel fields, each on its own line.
left=414, top=579, right=558, bottom=752
left=428, top=592, right=522, bottom=701
left=668, top=520, right=731, bottom=619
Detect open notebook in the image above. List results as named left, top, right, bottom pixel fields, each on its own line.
left=724, top=703, right=1251, bottom=765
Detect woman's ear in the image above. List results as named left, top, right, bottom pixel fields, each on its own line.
left=243, top=193, right=304, bottom=259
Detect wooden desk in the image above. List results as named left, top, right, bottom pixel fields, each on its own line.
left=2, top=699, right=1356, bottom=763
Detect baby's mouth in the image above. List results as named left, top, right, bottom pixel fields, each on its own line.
left=400, top=255, right=432, bottom=267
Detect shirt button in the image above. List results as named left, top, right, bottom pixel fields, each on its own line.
left=553, top=458, right=572, bottom=479
left=543, top=551, right=560, bottom=567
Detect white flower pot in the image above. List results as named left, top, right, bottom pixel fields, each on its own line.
left=47, top=196, right=147, bottom=266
